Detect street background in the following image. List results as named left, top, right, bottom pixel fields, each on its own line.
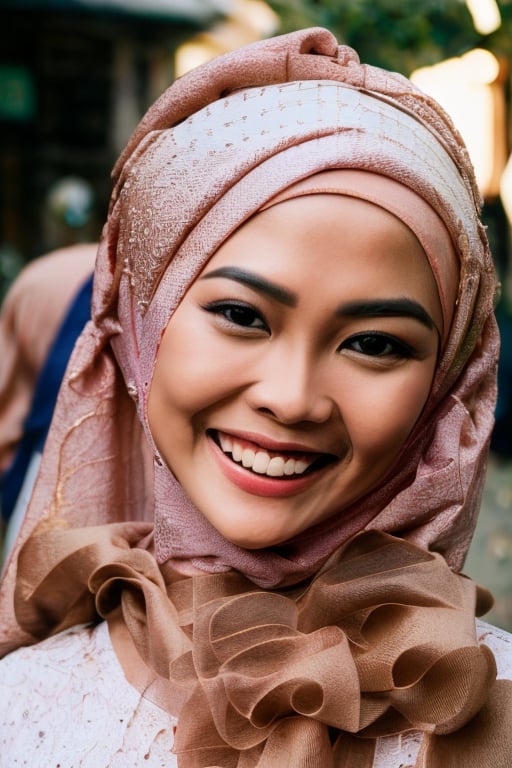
left=467, top=453, right=512, bottom=632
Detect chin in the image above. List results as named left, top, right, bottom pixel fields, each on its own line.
left=220, top=528, right=288, bottom=550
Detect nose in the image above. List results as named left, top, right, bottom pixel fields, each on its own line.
left=246, top=343, right=335, bottom=425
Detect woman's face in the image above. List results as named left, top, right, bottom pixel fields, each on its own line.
left=148, top=195, right=443, bottom=549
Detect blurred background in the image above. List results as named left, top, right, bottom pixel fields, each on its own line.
left=0, top=0, right=511, bottom=628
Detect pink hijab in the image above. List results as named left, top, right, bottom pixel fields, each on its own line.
left=0, top=25, right=498, bottom=637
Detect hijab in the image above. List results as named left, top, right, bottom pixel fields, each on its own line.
left=0, top=27, right=507, bottom=768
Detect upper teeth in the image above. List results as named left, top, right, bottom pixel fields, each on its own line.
left=218, top=433, right=313, bottom=477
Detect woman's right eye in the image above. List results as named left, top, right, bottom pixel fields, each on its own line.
left=203, top=301, right=269, bottom=331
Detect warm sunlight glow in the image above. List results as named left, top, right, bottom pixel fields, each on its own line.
left=466, top=0, right=502, bottom=35
left=175, top=0, right=278, bottom=77
left=175, top=39, right=221, bottom=75
left=411, top=50, right=506, bottom=198
left=462, top=48, right=500, bottom=84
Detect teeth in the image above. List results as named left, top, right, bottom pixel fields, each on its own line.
left=219, top=433, right=233, bottom=453
left=242, top=448, right=255, bottom=468
left=284, top=458, right=296, bottom=476
left=232, top=442, right=243, bottom=462
left=252, top=452, right=270, bottom=474
left=267, top=456, right=285, bottom=476
left=217, top=433, right=316, bottom=477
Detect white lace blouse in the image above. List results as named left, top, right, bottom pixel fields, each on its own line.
left=1, top=619, right=511, bottom=767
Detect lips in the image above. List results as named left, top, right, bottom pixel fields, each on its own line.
left=212, top=430, right=336, bottom=479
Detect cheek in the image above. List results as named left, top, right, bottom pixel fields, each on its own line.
left=148, top=313, right=250, bottom=432
left=340, top=366, right=434, bottom=455
left=149, top=330, right=200, bottom=428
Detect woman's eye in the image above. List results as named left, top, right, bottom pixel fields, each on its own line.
left=342, top=332, right=413, bottom=358
left=203, top=301, right=268, bottom=331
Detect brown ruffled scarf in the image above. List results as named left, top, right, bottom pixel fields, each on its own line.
left=13, top=524, right=512, bottom=766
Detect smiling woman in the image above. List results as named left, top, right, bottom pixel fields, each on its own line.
left=148, top=193, right=442, bottom=549
left=1, top=25, right=511, bottom=768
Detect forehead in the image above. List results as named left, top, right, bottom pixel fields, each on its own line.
left=210, top=192, right=427, bottom=269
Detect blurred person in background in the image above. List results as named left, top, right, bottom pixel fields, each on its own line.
left=0, top=176, right=98, bottom=555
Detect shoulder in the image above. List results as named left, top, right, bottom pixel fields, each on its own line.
left=1, top=243, right=96, bottom=368
left=477, top=618, right=512, bottom=679
left=0, top=621, right=177, bottom=767
left=2, top=243, right=96, bottom=322
left=12, top=243, right=97, bottom=290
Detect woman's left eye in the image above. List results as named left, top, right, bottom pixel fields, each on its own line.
left=340, top=332, right=413, bottom=359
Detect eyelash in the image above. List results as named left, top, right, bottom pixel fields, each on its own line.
left=338, top=332, right=414, bottom=359
left=203, top=300, right=269, bottom=332
left=202, top=301, right=414, bottom=359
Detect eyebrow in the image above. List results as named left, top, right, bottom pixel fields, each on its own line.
left=336, top=299, right=436, bottom=330
left=200, top=266, right=436, bottom=330
left=200, top=267, right=297, bottom=307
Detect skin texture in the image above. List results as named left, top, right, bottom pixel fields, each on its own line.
left=148, top=195, right=443, bottom=549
